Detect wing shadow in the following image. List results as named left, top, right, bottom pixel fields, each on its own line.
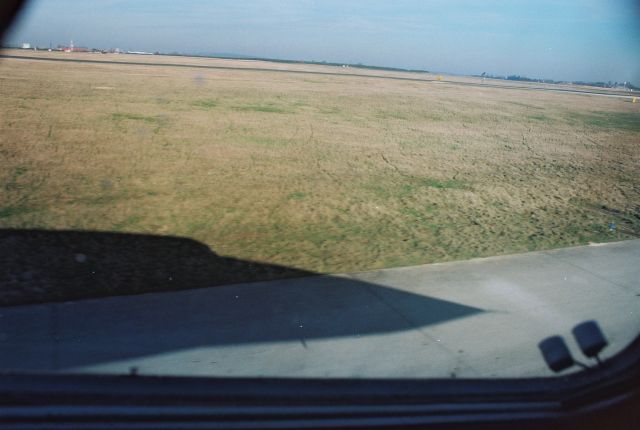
left=0, top=229, right=484, bottom=371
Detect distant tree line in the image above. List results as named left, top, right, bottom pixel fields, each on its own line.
left=475, top=72, right=637, bottom=90
left=157, top=52, right=430, bottom=74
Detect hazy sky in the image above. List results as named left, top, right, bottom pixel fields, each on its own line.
left=5, top=0, right=640, bottom=83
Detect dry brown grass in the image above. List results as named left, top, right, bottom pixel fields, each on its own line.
left=1, top=53, right=639, bottom=275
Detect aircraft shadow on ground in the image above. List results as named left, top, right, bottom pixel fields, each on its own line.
left=0, top=229, right=484, bottom=370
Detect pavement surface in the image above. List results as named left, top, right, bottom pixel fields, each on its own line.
left=0, top=240, right=638, bottom=379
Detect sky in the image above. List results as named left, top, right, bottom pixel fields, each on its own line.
left=5, top=0, right=640, bottom=83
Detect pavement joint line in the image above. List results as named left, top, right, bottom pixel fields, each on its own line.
left=359, top=281, right=471, bottom=368
left=540, top=247, right=636, bottom=292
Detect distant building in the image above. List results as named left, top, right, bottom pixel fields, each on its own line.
left=61, top=40, right=89, bottom=53
left=62, top=46, right=90, bottom=52
left=21, top=42, right=31, bottom=49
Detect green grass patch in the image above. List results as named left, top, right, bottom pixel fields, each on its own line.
left=396, top=177, right=469, bottom=197
left=507, top=101, right=544, bottom=110
left=4, top=166, right=29, bottom=191
left=76, top=194, right=126, bottom=206
left=400, top=206, right=439, bottom=230
left=13, top=166, right=27, bottom=177
left=527, top=114, right=552, bottom=122
left=0, top=205, right=33, bottom=219
left=423, top=112, right=445, bottom=121
left=192, top=99, right=217, bottom=109
left=111, top=112, right=160, bottom=124
left=319, top=106, right=341, bottom=115
left=185, top=218, right=217, bottom=235
left=245, top=136, right=288, bottom=146
left=399, top=136, right=445, bottom=148
left=233, top=104, right=290, bottom=113
left=565, top=111, right=640, bottom=132
left=111, top=112, right=167, bottom=134
left=112, top=215, right=143, bottom=231
left=419, top=178, right=469, bottom=190
left=365, top=176, right=469, bottom=200
left=377, top=110, right=409, bottom=120
left=286, top=191, right=307, bottom=201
